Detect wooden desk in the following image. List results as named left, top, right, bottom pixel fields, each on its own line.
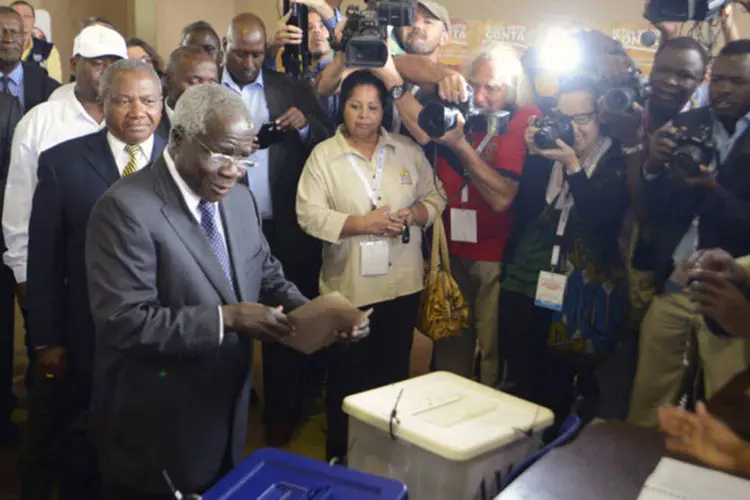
left=498, top=370, right=750, bottom=500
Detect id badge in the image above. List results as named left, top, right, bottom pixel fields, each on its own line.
left=360, top=240, right=390, bottom=276
left=450, top=208, right=478, bottom=243
left=535, top=271, right=568, bottom=311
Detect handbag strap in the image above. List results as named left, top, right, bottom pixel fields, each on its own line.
left=431, top=216, right=452, bottom=274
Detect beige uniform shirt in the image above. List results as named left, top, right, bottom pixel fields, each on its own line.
left=297, top=126, right=446, bottom=307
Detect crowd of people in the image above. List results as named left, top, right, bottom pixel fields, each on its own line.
left=1, top=0, right=750, bottom=498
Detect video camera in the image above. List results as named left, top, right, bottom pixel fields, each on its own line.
left=668, top=124, right=715, bottom=178
left=330, top=0, right=414, bottom=68
left=602, top=67, right=650, bottom=115
left=532, top=115, right=575, bottom=150
left=645, top=0, right=731, bottom=22
left=416, top=87, right=512, bottom=139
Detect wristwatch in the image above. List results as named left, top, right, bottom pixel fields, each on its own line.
left=391, top=84, right=405, bottom=100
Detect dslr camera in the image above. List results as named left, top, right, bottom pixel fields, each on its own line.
left=602, top=67, right=650, bottom=115
left=532, top=115, right=575, bottom=150
left=645, top=0, right=731, bottom=22
left=331, top=0, right=414, bottom=68
left=667, top=125, right=715, bottom=179
left=417, top=87, right=511, bottom=139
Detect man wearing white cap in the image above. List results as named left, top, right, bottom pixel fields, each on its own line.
left=2, top=23, right=127, bottom=500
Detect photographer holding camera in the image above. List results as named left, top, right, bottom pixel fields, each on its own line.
left=315, top=0, right=452, bottom=131
left=498, top=75, right=629, bottom=426
left=378, top=42, right=540, bottom=387
left=628, top=40, right=750, bottom=429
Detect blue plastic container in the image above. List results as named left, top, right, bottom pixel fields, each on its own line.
left=202, top=448, right=408, bottom=500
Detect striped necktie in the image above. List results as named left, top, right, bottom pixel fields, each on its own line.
left=122, top=144, right=141, bottom=177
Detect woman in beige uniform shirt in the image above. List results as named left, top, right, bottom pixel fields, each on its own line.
left=297, top=70, right=445, bottom=462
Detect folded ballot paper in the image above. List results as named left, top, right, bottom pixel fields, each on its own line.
left=281, top=292, right=372, bottom=355
left=638, top=457, right=750, bottom=500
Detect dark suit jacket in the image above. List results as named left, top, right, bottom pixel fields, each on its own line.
left=0, top=94, right=22, bottom=252
left=26, top=130, right=166, bottom=374
left=643, top=106, right=750, bottom=289
left=260, top=68, right=331, bottom=266
left=155, top=105, right=171, bottom=142
left=22, top=61, right=60, bottom=114
left=85, top=157, right=307, bottom=493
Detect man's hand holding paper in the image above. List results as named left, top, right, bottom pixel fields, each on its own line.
left=282, top=292, right=372, bottom=354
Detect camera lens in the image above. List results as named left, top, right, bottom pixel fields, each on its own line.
left=603, top=87, right=635, bottom=114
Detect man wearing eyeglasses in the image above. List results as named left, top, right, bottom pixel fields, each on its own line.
left=83, top=83, right=364, bottom=499
left=24, top=58, right=164, bottom=499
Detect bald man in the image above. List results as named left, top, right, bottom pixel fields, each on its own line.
left=161, top=45, right=220, bottom=133
left=222, top=13, right=331, bottom=447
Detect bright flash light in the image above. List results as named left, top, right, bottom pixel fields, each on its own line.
left=538, top=29, right=581, bottom=74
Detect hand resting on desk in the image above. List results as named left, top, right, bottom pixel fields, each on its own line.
left=659, top=402, right=750, bottom=474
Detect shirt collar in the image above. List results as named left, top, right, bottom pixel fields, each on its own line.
left=63, top=85, right=104, bottom=127
left=332, top=125, right=397, bottom=161
left=221, top=66, right=264, bottom=93
left=163, top=148, right=204, bottom=215
left=106, top=131, right=155, bottom=162
left=2, top=63, right=23, bottom=86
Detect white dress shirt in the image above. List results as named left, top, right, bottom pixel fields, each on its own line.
left=47, top=82, right=75, bottom=102
left=163, top=149, right=226, bottom=340
left=2, top=88, right=104, bottom=283
left=106, top=132, right=154, bottom=175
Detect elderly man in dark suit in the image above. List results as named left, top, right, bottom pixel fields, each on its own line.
left=85, top=83, right=360, bottom=499
left=0, top=6, right=58, bottom=114
left=0, top=93, right=21, bottom=447
left=26, top=59, right=164, bottom=500
left=222, top=12, right=332, bottom=446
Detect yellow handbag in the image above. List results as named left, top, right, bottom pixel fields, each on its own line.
left=417, top=215, right=470, bottom=341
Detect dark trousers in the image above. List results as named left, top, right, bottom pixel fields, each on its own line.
left=0, top=264, right=15, bottom=429
left=21, top=365, right=99, bottom=500
left=497, top=289, right=637, bottom=433
left=261, top=219, right=325, bottom=426
left=497, top=289, right=577, bottom=435
left=59, top=371, right=100, bottom=500
left=20, top=360, right=64, bottom=500
left=326, top=292, right=420, bottom=461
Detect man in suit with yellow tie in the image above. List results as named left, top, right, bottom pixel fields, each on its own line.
left=25, top=58, right=164, bottom=500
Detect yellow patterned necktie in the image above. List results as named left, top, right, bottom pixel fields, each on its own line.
left=122, top=144, right=141, bottom=177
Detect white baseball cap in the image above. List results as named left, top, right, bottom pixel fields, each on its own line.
left=73, top=25, right=128, bottom=59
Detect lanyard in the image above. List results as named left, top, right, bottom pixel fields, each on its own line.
left=348, top=146, right=386, bottom=210
left=548, top=138, right=611, bottom=270
left=460, top=134, right=494, bottom=204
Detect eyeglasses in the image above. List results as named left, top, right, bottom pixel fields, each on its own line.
left=555, top=111, right=597, bottom=125
left=197, top=139, right=255, bottom=171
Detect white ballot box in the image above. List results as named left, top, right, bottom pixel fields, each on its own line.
left=343, top=371, right=554, bottom=500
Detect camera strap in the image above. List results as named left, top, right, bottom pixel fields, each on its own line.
left=548, top=137, right=611, bottom=272
left=347, top=146, right=387, bottom=210
left=458, top=134, right=493, bottom=204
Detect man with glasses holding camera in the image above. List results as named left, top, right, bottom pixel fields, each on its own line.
left=629, top=40, right=750, bottom=429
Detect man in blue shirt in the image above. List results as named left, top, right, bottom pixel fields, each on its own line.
left=222, top=12, right=331, bottom=447
left=0, top=6, right=58, bottom=114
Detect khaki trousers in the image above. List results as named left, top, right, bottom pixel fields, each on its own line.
left=432, top=257, right=502, bottom=387
left=628, top=290, right=749, bottom=428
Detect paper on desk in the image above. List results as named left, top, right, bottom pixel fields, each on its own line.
left=637, top=457, right=750, bottom=500
left=282, top=292, right=371, bottom=355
